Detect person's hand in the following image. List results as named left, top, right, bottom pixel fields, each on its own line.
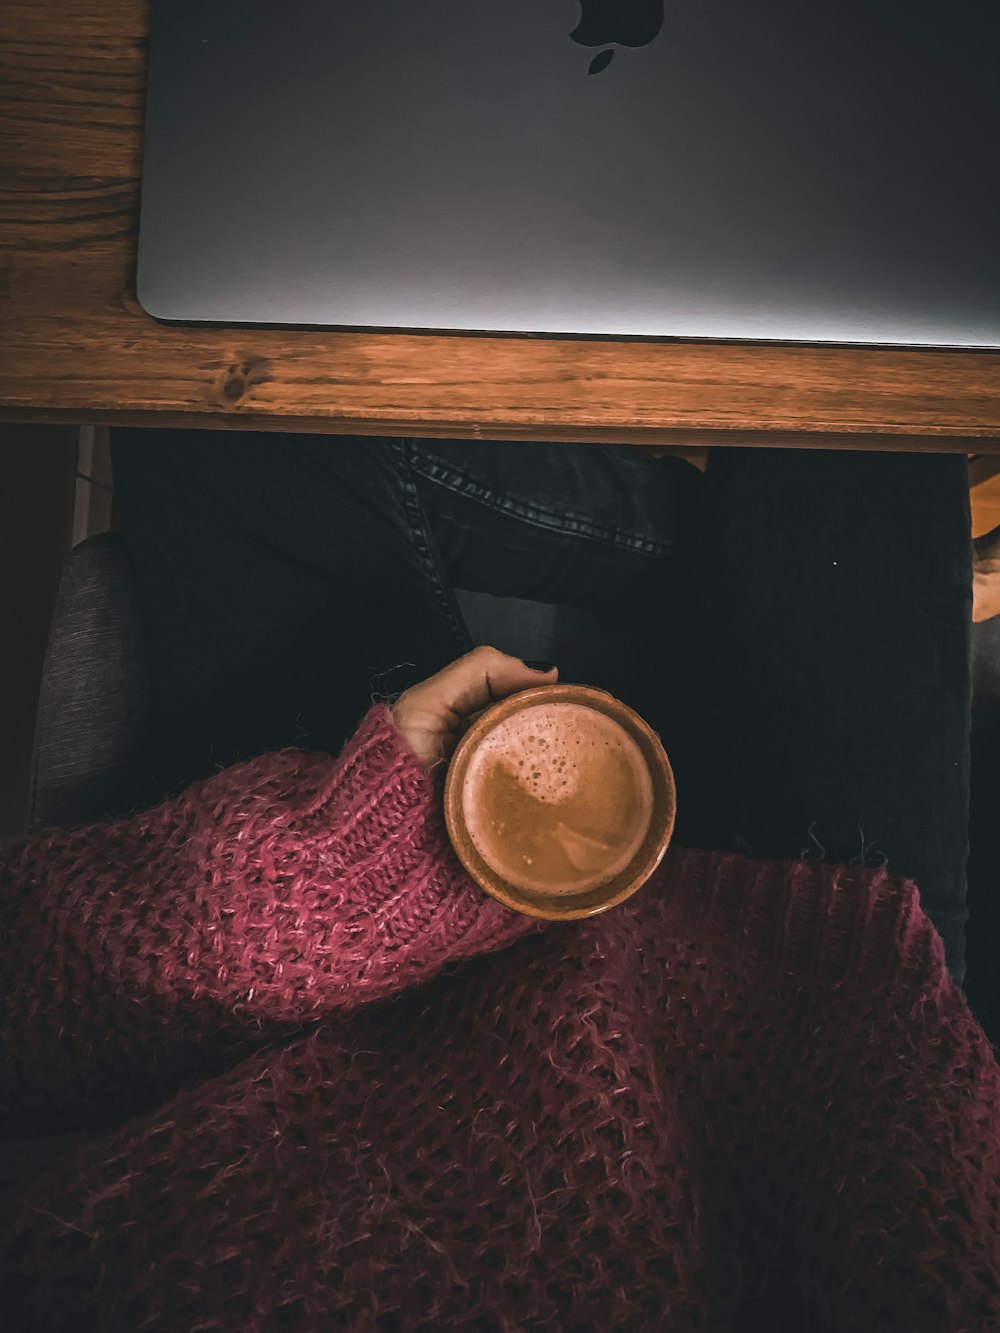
left=391, top=646, right=558, bottom=778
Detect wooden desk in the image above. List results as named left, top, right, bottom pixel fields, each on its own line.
left=2, top=1, right=998, bottom=452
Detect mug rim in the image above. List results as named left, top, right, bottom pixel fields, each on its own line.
left=443, top=682, right=676, bottom=921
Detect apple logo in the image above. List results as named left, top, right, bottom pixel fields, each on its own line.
left=569, top=0, right=665, bottom=75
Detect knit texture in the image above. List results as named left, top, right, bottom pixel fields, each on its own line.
left=1, top=704, right=998, bottom=1331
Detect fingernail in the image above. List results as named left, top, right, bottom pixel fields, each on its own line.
left=522, top=659, right=556, bottom=673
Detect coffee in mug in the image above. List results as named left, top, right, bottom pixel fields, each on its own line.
left=462, top=701, right=654, bottom=895
left=444, top=683, right=676, bottom=921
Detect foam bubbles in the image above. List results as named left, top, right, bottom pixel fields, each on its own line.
left=467, top=702, right=640, bottom=806
left=470, top=705, right=589, bottom=804
left=462, top=701, right=655, bottom=895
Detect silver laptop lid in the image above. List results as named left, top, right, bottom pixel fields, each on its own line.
left=137, top=0, right=1000, bottom=348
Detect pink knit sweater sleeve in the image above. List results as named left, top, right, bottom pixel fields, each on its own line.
left=0, top=704, right=541, bottom=1132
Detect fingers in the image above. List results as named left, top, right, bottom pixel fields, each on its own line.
left=436, top=646, right=558, bottom=720
left=391, top=648, right=558, bottom=774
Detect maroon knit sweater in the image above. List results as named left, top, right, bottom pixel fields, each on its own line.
left=1, top=703, right=999, bottom=1331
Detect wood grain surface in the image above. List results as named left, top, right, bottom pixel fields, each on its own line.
left=2, top=0, right=998, bottom=450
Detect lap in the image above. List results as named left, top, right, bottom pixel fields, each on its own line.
left=406, top=438, right=696, bottom=615
left=110, top=431, right=971, bottom=987
left=110, top=432, right=687, bottom=779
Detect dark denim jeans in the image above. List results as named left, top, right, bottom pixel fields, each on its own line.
left=110, top=433, right=972, bottom=990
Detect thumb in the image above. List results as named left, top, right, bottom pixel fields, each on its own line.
left=436, top=645, right=558, bottom=720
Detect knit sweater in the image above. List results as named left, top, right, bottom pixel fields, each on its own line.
left=1, top=705, right=998, bottom=1332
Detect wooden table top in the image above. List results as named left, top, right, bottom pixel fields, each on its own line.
left=2, top=0, right=998, bottom=452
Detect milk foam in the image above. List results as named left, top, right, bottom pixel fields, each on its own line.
left=462, top=702, right=654, bottom=895
left=468, top=703, right=589, bottom=805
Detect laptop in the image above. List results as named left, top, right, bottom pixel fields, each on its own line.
left=136, top=0, right=1000, bottom=348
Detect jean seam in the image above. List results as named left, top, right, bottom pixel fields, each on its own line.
left=391, top=441, right=473, bottom=655
left=408, top=451, right=675, bottom=560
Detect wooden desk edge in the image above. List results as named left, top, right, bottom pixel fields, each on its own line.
left=2, top=408, right=998, bottom=453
